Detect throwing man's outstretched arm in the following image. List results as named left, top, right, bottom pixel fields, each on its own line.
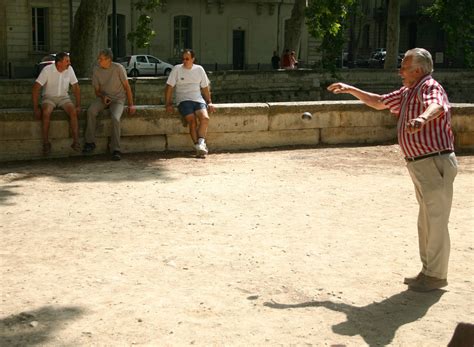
left=327, top=82, right=388, bottom=110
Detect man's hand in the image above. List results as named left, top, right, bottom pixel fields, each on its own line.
left=126, top=105, right=136, bottom=115
left=406, top=116, right=427, bottom=134
left=208, top=103, right=216, bottom=113
left=327, top=82, right=352, bottom=94
left=103, top=96, right=112, bottom=105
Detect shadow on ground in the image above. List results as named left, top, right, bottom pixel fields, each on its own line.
left=0, top=305, right=86, bottom=346
left=0, top=185, right=19, bottom=205
left=0, top=152, right=188, bottom=185
left=264, top=289, right=445, bottom=347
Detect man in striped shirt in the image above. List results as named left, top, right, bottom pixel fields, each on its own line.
left=327, top=48, right=458, bottom=292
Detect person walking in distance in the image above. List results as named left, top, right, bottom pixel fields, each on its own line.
left=165, top=49, right=215, bottom=158
left=271, top=50, right=281, bottom=70
left=32, top=52, right=81, bottom=155
left=83, top=48, right=136, bottom=161
left=327, top=48, right=457, bottom=292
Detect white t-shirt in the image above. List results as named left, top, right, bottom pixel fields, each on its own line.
left=35, top=64, right=78, bottom=97
left=166, top=64, right=210, bottom=104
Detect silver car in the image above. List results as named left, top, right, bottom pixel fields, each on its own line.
left=118, top=55, right=174, bottom=77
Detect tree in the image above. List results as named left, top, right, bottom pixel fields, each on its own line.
left=306, top=0, right=356, bottom=72
left=70, top=0, right=161, bottom=77
left=283, top=0, right=307, bottom=55
left=127, top=0, right=161, bottom=50
left=423, top=0, right=474, bottom=68
left=384, top=0, right=400, bottom=69
left=70, top=0, right=110, bottom=78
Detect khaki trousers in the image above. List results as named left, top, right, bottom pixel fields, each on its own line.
left=85, top=98, right=125, bottom=152
left=407, top=152, right=458, bottom=279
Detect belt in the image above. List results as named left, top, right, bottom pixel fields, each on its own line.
left=405, top=150, right=453, bottom=162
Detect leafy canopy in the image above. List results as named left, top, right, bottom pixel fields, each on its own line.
left=423, top=0, right=474, bottom=68
left=127, top=0, right=161, bottom=48
left=305, top=0, right=356, bottom=72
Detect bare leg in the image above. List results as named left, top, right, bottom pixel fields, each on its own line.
left=62, top=102, right=79, bottom=145
left=195, top=108, right=210, bottom=139
left=184, top=113, right=198, bottom=144
left=41, top=103, right=54, bottom=145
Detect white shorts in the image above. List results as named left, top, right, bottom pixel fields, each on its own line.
left=42, top=95, right=73, bottom=108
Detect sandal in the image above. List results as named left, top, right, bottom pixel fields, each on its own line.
left=42, top=142, right=51, bottom=156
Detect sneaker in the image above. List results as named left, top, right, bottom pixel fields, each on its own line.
left=195, top=142, right=208, bottom=158
left=111, top=151, right=121, bottom=161
left=82, top=142, right=96, bottom=154
left=42, top=142, right=51, bottom=156
left=408, top=274, right=448, bottom=292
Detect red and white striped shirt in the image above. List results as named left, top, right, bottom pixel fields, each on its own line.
left=381, top=75, right=454, bottom=159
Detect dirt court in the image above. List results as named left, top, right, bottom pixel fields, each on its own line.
left=1, top=144, right=473, bottom=346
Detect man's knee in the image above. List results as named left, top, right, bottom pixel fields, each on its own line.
left=41, top=106, right=53, bottom=120
left=197, top=110, right=210, bottom=121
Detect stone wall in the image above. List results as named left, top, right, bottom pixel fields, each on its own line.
left=1, top=69, right=473, bottom=110
left=1, top=101, right=472, bottom=162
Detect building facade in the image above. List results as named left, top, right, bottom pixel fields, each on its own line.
left=0, top=0, right=455, bottom=78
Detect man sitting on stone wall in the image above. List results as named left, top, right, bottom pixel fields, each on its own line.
left=32, top=52, right=81, bottom=155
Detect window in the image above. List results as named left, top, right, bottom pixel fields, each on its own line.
left=32, top=7, right=49, bottom=51
left=136, top=56, right=147, bottom=63
left=174, top=16, right=192, bottom=56
left=147, top=56, right=160, bottom=64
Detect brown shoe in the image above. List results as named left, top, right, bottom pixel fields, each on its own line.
left=403, top=272, right=424, bottom=285
left=71, top=142, right=81, bottom=152
left=408, top=274, right=448, bottom=292
left=42, top=142, right=51, bottom=156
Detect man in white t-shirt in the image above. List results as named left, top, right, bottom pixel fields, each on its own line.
left=165, top=49, right=215, bottom=158
left=32, top=52, right=81, bottom=155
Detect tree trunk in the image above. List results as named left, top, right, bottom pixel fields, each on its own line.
left=70, top=0, right=110, bottom=77
left=384, top=0, right=400, bottom=70
left=283, top=0, right=307, bottom=55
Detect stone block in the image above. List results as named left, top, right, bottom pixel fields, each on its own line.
left=120, top=135, right=167, bottom=153
left=210, top=104, right=269, bottom=132
left=455, top=132, right=474, bottom=150
left=452, top=114, right=474, bottom=132
left=340, top=109, right=397, bottom=127
left=321, top=126, right=397, bottom=145
left=207, top=129, right=319, bottom=150
left=269, top=111, right=340, bottom=130
left=167, top=134, right=195, bottom=151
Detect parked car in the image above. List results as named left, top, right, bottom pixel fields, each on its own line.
left=368, top=50, right=403, bottom=68
left=118, top=55, right=174, bottom=77
left=34, top=53, right=56, bottom=77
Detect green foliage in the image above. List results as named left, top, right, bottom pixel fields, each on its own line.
left=423, top=0, right=474, bottom=68
left=305, top=0, right=356, bottom=72
left=127, top=0, right=161, bottom=48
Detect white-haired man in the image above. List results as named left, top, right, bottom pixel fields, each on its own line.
left=328, top=48, right=457, bottom=292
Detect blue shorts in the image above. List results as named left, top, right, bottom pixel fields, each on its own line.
left=178, top=101, right=207, bottom=117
